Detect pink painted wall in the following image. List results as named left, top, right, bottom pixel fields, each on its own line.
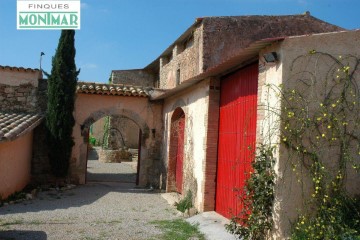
left=0, top=131, right=33, bottom=199
left=72, top=94, right=163, bottom=185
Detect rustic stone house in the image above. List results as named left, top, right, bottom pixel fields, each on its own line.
left=107, top=14, right=359, bottom=238
left=2, top=12, right=359, bottom=239
left=0, top=66, right=44, bottom=199
left=112, top=13, right=343, bottom=208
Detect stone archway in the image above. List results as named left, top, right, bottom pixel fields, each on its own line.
left=81, top=111, right=147, bottom=184
left=71, top=93, right=163, bottom=187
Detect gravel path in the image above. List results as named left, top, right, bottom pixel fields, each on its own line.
left=87, top=160, right=137, bottom=183
left=0, top=156, right=180, bottom=240
left=87, top=148, right=137, bottom=183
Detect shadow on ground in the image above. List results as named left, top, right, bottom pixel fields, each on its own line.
left=87, top=172, right=136, bottom=183
left=0, top=182, right=158, bottom=216
left=0, top=230, right=47, bottom=240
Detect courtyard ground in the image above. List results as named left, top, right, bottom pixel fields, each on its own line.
left=0, top=151, right=193, bottom=240
left=0, top=149, right=235, bottom=240
left=86, top=148, right=138, bottom=183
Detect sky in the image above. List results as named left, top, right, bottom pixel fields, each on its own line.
left=0, top=0, right=359, bottom=83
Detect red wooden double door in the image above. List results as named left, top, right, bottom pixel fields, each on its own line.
left=215, top=63, right=258, bottom=219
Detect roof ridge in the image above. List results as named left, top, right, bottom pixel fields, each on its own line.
left=0, top=65, right=40, bottom=72
left=199, top=13, right=312, bottom=19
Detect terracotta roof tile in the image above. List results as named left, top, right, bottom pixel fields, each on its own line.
left=76, top=82, right=150, bottom=97
left=0, top=112, right=44, bottom=142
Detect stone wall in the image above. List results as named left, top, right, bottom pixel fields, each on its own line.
left=0, top=68, right=42, bottom=113
left=157, top=14, right=342, bottom=91
left=0, top=83, right=38, bottom=112
left=159, top=25, right=203, bottom=89
left=111, top=69, right=155, bottom=87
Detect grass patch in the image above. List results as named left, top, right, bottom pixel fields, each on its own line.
left=95, top=219, right=122, bottom=225
left=151, top=219, right=205, bottom=240
left=0, top=219, right=24, bottom=227
left=28, top=220, right=43, bottom=225
left=0, top=219, right=46, bottom=228
left=0, top=219, right=24, bottom=230
left=175, top=190, right=193, bottom=213
left=108, top=220, right=122, bottom=224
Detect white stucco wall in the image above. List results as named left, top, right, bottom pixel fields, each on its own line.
left=163, top=79, right=210, bottom=211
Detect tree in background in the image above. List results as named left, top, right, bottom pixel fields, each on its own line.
left=45, top=30, right=79, bottom=179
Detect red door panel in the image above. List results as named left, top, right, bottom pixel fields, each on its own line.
left=176, top=116, right=185, bottom=193
left=216, top=63, right=258, bottom=219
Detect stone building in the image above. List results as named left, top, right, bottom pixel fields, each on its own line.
left=114, top=13, right=343, bottom=212
left=102, top=14, right=359, bottom=238
left=0, top=66, right=44, bottom=199
left=2, top=13, right=359, bottom=239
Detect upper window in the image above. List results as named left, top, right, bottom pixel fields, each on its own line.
left=183, top=34, right=194, bottom=49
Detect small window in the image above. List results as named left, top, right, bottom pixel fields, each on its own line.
left=176, top=44, right=185, bottom=55
left=176, top=69, right=181, bottom=86
left=183, top=34, right=194, bottom=49
left=168, top=52, right=173, bottom=62
left=154, top=71, right=160, bottom=88
left=161, top=55, right=170, bottom=66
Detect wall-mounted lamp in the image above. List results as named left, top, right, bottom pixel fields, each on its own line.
left=263, top=52, right=278, bottom=63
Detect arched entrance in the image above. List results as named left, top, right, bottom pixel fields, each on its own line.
left=71, top=91, right=164, bottom=187
left=80, top=111, right=148, bottom=185
left=86, top=115, right=142, bottom=185
left=167, top=107, right=185, bottom=193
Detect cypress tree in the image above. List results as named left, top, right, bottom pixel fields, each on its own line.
left=46, top=30, right=79, bottom=178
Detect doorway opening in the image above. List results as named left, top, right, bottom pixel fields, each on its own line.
left=167, top=107, right=185, bottom=194
left=86, top=115, right=142, bottom=185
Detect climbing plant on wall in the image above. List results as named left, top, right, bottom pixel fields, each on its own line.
left=226, top=144, right=276, bottom=240
left=227, top=51, right=360, bottom=240
left=283, top=51, right=360, bottom=239
left=45, top=30, right=79, bottom=178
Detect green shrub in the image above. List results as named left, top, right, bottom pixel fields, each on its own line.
left=175, top=190, right=193, bottom=213
left=89, top=136, right=96, bottom=146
